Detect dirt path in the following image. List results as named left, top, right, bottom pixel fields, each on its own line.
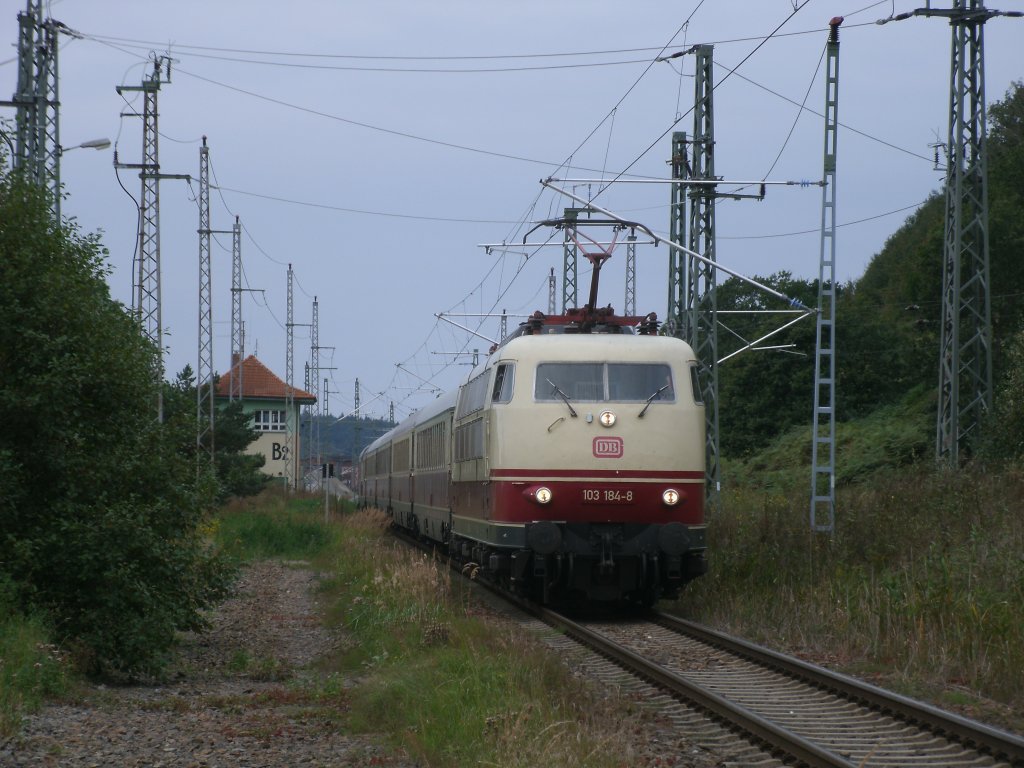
left=1, top=561, right=415, bottom=767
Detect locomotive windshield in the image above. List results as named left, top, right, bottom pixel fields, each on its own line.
left=535, top=362, right=674, bottom=403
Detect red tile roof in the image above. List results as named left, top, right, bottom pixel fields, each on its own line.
left=215, top=355, right=316, bottom=403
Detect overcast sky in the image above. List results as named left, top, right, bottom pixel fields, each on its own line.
left=2, top=1, right=1021, bottom=421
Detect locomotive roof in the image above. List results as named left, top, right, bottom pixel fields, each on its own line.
left=479, top=332, right=697, bottom=375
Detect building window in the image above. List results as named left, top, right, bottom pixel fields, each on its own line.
left=253, top=409, right=286, bottom=432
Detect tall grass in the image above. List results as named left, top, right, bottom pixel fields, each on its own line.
left=320, top=508, right=650, bottom=767
left=676, top=465, right=1024, bottom=713
left=215, top=489, right=339, bottom=561
left=0, top=580, right=72, bottom=736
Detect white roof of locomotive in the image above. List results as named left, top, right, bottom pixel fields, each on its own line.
left=484, top=332, right=697, bottom=370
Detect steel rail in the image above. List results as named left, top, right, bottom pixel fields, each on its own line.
left=654, top=611, right=1024, bottom=765
left=537, top=606, right=857, bottom=768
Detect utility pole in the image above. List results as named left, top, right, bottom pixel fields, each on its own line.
left=303, top=361, right=311, bottom=487
left=197, top=137, right=215, bottom=466
left=500, top=310, right=508, bottom=342
left=562, top=208, right=581, bottom=311
left=307, top=298, right=323, bottom=484
left=229, top=216, right=243, bottom=401
left=8, top=1, right=60, bottom=216
left=285, top=265, right=297, bottom=490
left=686, top=45, right=721, bottom=512
left=624, top=230, right=638, bottom=317
left=667, top=131, right=688, bottom=337
left=323, top=377, right=332, bottom=520
left=896, top=1, right=1021, bottom=464
left=548, top=268, right=557, bottom=315
left=115, top=55, right=189, bottom=421
left=810, top=19, right=842, bottom=534
left=353, top=378, right=361, bottom=465
left=389, top=401, right=395, bottom=424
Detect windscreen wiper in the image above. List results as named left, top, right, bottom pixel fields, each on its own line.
left=638, top=383, right=671, bottom=418
left=546, top=378, right=578, bottom=418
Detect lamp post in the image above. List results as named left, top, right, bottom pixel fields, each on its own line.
left=55, top=137, right=110, bottom=219
left=59, top=137, right=111, bottom=154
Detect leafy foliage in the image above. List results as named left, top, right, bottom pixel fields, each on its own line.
left=718, top=82, right=1024, bottom=460
left=0, top=170, right=232, bottom=676
left=162, top=367, right=268, bottom=502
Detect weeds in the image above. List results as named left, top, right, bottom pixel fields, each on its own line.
left=319, top=507, right=650, bottom=767
left=0, top=607, right=72, bottom=736
left=676, top=464, right=1024, bottom=717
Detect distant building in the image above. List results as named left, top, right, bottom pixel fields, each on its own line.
left=215, top=354, right=315, bottom=487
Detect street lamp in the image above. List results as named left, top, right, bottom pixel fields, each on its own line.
left=59, top=137, right=111, bottom=155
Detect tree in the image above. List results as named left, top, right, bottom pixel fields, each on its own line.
left=161, top=367, right=268, bottom=502
left=0, top=168, right=231, bottom=676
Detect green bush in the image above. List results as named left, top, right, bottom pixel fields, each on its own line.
left=0, top=169, right=232, bottom=676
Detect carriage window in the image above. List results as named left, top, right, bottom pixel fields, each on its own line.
left=456, top=370, right=490, bottom=419
left=535, top=363, right=673, bottom=403
left=491, top=363, right=515, bottom=403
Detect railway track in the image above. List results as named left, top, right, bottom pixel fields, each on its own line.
left=537, top=606, right=1024, bottom=768
left=393, top=527, right=1023, bottom=766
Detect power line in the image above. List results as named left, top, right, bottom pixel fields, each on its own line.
left=718, top=200, right=928, bottom=240
left=73, top=23, right=884, bottom=65
left=211, top=184, right=521, bottom=224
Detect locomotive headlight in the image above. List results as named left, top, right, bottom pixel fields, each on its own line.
left=535, top=486, right=553, bottom=504
left=599, top=410, right=617, bottom=427
left=662, top=488, right=681, bottom=506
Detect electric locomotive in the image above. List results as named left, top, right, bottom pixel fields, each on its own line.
left=359, top=304, right=708, bottom=606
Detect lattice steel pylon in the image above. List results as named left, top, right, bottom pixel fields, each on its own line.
left=811, top=20, right=842, bottom=534
left=12, top=1, right=60, bottom=217
left=229, top=216, right=244, bottom=401
left=686, top=45, right=721, bottom=512
left=309, top=298, right=321, bottom=481
left=667, top=131, right=689, bottom=338
left=548, top=268, right=557, bottom=315
left=924, top=1, right=1009, bottom=464
left=196, top=137, right=215, bottom=464
left=624, top=230, right=637, bottom=317
left=115, top=55, right=174, bottom=421
left=285, top=264, right=296, bottom=490
left=562, top=208, right=580, bottom=311
left=353, top=378, right=361, bottom=463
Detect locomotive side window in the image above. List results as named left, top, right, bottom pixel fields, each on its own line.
left=491, top=363, right=515, bottom=403
left=690, top=364, right=704, bottom=405
left=535, top=362, right=673, bottom=403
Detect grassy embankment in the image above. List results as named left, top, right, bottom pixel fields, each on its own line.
left=217, top=490, right=656, bottom=767
left=676, top=390, right=1024, bottom=731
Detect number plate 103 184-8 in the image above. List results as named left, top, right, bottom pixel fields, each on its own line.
left=581, top=487, right=635, bottom=504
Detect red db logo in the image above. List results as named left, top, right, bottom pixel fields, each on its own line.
left=593, top=437, right=623, bottom=458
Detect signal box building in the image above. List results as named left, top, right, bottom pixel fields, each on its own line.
left=215, top=354, right=316, bottom=486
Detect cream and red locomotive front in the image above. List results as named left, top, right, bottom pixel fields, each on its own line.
left=359, top=305, right=708, bottom=605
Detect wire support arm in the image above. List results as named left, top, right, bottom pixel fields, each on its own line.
left=718, top=311, right=814, bottom=365
left=540, top=179, right=814, bottom=311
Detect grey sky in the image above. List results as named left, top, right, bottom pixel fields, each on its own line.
left=2, top=1, right=1020, bottom=421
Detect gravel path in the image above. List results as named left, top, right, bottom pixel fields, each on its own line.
left=1, top=561, right=415, bottom=767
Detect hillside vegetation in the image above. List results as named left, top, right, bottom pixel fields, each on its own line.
left=686, top=83, right=1024, bottom=726
left=718, top=81, right=1024, bottom=458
